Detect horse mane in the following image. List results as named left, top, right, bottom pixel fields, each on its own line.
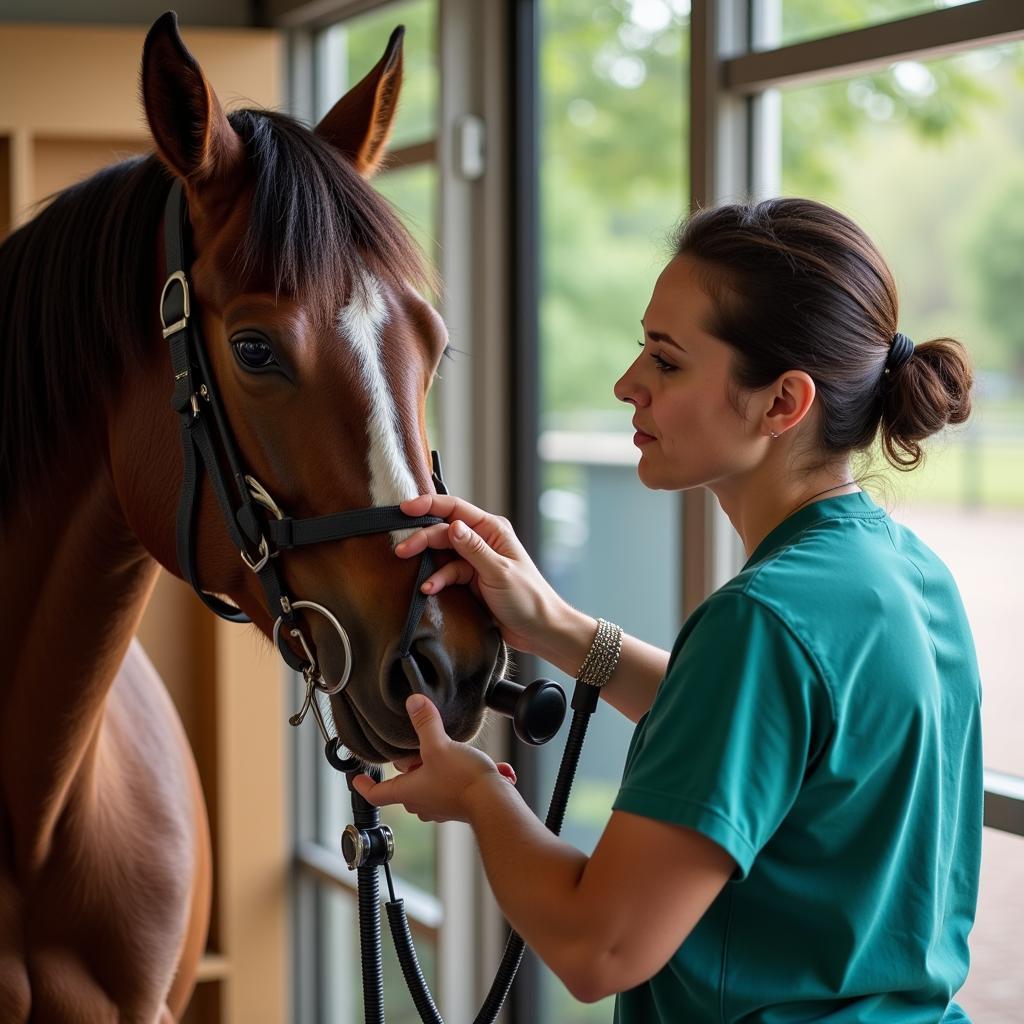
left=0, top=108, right=429, bottom=522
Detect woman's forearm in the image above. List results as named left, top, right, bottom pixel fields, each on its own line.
left=463, top=772, right=602, bottom=999
left=532, top=602, right=668, bottom=723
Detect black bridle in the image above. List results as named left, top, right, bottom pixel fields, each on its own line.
left=160, top=179, right=448, bottom=752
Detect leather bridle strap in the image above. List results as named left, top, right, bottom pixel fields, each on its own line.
left=163, top=180, right=261, bottom=626
left=159, top=180, right=446, bottom=677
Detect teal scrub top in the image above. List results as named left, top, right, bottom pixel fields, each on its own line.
left=612, top=491, right=983, bottom=1024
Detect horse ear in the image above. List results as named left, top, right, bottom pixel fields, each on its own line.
left=141, top=11, right=243, bottom=182
left=315, top=25, right=404, bottom=179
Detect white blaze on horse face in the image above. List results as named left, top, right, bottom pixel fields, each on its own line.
left=338, top=276, right=426, bottom=552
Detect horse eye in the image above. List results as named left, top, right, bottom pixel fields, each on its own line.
left=232, top=333, right=276, bottom=370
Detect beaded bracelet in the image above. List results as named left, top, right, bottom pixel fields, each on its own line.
left=576, top=617, right=623, bottom=689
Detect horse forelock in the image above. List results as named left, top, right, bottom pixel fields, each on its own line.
left=229, top=109, right=433, bottom=315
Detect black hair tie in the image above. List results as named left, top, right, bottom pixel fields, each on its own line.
left=885, top=332, right=915, bottom=376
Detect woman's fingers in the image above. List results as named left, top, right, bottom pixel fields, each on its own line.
left=418, top=521, right=514, bottom=595
left=419, top=555, right=476, bottom=595
left=400, top=493, right=491, bottom=531
left=395, top=522, right=451, bottom=558
left=400, top=494, right=517, bottom=548
left=396, top=497, right=517, bottom=564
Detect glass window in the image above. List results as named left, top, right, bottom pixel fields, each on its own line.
left=376, top=162, right=441, bottom=440
left=316, top=0, right=437, bottom=145
left=778, top=41, right=1024, bottom=1014
left=768, top=0, right=982, bottom=49
left=318, top=884, right=437, bottom=1023
left=375, top=162, right=438, bottom=268
left=534, top=1, right=688, bottom=1020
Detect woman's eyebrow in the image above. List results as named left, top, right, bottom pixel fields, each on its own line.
left=641, top=322, right=685, bottom=351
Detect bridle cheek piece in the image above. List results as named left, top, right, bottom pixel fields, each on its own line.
left=160, top=180, right=446, bottom=747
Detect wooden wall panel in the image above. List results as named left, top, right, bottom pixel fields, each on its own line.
left=30, top=136, right=151, bottom=208
left=216, top=622, right=288, bottom=1024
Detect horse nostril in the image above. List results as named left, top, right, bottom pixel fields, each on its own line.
left=384, top=639, right=450, bottom=712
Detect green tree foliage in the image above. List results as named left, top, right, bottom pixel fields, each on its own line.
left=541, top=0, right=688, bottom=425
left=540, top=0, right=1020, bottom=419
left=783, top=0, right=984, bottom=46
left=343, top=0, right=436, bottom=147
left=782, top=0, right=1000, bottom=196
left=965, top=173, right=1024, bottom=380
left=542, top=0, right=689, bottom=198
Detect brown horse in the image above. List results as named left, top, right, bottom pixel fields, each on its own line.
left=0, top=12, right=502, bottom=1020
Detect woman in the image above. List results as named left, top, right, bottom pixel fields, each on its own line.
left=354, top=198, right=981, bottom=1022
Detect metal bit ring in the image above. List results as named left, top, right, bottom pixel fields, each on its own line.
left=272, top=600, right=352, bottom=695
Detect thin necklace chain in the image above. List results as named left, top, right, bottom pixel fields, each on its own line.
left=785, top=479, right=858, bottom=520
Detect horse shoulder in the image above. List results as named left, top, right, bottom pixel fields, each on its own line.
left=26, top=640, right=210, bottom=1020
left=99, top=639, right=212, bottom=1013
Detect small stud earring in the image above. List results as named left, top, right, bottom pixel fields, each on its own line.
left=769, top=431, right=780, bottom=440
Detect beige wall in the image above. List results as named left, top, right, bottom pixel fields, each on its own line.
left=0, top=23, right=284, bottom=226
left=0, top=1, right=251, bottom=26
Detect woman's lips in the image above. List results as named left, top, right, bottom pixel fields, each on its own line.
left=633, top=431, right=656, bottom=446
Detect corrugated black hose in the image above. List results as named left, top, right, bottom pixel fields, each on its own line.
left=370, top=680, right=601, bottom=1024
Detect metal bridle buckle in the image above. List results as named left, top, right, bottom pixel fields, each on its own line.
left=239, top=477, right=282, bottom=573
left=272, top=599, right=352, bottom=696
left=160, top=270, right=191, bottom=338
left=240, top=536, right=271, bottom=573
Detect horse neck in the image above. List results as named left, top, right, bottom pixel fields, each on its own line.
left=0, top=439, right=158, bottom=878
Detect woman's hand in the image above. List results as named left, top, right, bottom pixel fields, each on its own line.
left=354, top=695, right=517, bottom=824
left=396, top=493, right=566, bottom=656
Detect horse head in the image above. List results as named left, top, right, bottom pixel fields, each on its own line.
left=116, top=13, right=503, bottom=763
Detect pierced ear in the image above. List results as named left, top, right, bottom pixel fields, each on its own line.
left=315, top=25, right=404, bottom=178
left=141, top=11, right=243, bottom=182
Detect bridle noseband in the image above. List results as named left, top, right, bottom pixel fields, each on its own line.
left=160, top=180, right=446, bottom=745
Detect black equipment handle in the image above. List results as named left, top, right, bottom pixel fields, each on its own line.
left=484, top=677, right=567, bottom=746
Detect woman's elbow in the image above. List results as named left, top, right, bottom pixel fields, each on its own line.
left=557, top=949, right=621, bottom=1004
left=558, top=941, right=668, bottom=1004
left=561, top=967, right=612, bottom=1004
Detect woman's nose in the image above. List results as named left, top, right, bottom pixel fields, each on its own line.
left=614, top=363, right=646, bottom=406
